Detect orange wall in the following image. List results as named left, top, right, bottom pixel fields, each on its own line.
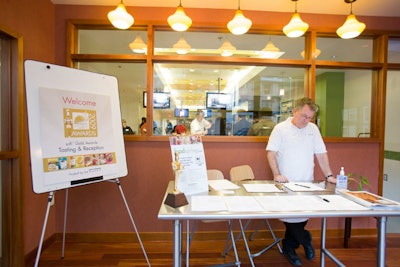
left=0, top=0, right=56, bottom=256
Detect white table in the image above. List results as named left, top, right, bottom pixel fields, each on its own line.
left=158, top=180, right=400, bottom=267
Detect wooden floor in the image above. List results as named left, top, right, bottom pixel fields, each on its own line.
left=28, top=233, right=400, bottom=267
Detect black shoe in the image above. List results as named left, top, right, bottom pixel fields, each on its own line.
left=283, top=249, right=302, bottom=266
left=303, top=243, right=315, bottom=260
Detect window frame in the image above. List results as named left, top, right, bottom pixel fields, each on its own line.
left=67, top=21, right=387, bottom=143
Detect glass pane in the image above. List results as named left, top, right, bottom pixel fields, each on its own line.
left=78, top=29, right=147, bottom=55
left=77, top=62, right=146, bottom=135
left=315, top=69, right=372, bottom=137
left=385, top=71, right=400, bottom=145
left=388, top=38, right=400, bottom=63
left=316, top=37, right=373, bottom=62
left=154, top=31, right=304, bottom=60
left=153, top=63, right=305, bottom=136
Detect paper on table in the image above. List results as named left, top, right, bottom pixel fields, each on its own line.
left=190, top=195, right=228, bottom=212
left=315, top=195, right=369, bottom=211
left=243, top=183, right=284, bottom=193
left=208, top=179, right=240, bottom=191
left=255, top=195, right=369, bottom=212
left=284, top=182, right=325, bottom=192
left=224, top=196, right=264, bottom=212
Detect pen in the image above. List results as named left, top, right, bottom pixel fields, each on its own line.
left=294, top=183, right=310, bottom=189
left=318, top=196, right=330, bottom=202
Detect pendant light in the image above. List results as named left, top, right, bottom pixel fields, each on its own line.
left=227, top=0, right=252, bottom=35
left=336, top=0, right=366, bottom=39
left=283, top=0, right=309, bottom=38
left=219, top=39, right=236, bottom=57
left=168, top=0, right=192, bottom=32
left=261, top=40, right=285, bottom=59
left=107, top=0, right=134, bottom=30
left=300, top=48, right=321, bottom=59
left=129, top=36, right=147, bottom=54
left=173, top=37, right=191, bottom=55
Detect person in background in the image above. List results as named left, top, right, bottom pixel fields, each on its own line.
left=165, top=119, right=173, bottom=134
left=266, top=97, right=336, bottom=266
left=247, top=110, right=276, bottom=136
left=140, top=117, right=147, bottom=135
left=233, top=111, right=251, bottom=136
left=122, top=119, right=134, bottom=135
left=173, top=124, right=188, bottom=135
left=190, top=110, right=212, bottom=135
left=153, top=121, right=162, bottom=135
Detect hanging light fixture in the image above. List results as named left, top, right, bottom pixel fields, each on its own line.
left=283, top=0, right=309, bottom=38
left=168, top=0, right=192, bottom=32
left=336, top=0, right=366, bottom=39
left=173, top=37, right=191, bottom=55
left=227, top=0, right=252, bottom=35
left=260, top=40, right=285, bottom=59
left=108, top=0, right=134, bottom=30
left=300, top=48, right=321, bottom=59
left=129, top=36, right=147, bottom=54
left=219, top=39, right=236, bottom=57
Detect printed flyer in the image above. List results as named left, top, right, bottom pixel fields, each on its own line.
left=39, top=87, right=117, bottom=186
left=169, top=135, right=208, bottom=195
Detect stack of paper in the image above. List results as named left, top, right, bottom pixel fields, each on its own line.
left=208, top=179, right=240, bottom=191
left=242, top=183, right=284, bottom=193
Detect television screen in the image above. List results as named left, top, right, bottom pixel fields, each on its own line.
left=206, top=93, right=232, bottom=110
left=201, top=109, right=212, bottom=118
left=174, top=108, right=189, bottom=117
left=143, top=92, right=171, bottom=109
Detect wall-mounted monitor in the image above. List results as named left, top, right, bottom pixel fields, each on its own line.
left=200, top=109, right=212, bottom=118
left=174, top=108, right=189, bottom=117
left=143, top=92, right=171, bottom=109
left=206, top=93, right=232, bottom=110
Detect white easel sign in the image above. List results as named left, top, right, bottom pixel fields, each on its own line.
left=169, top=135, right=208, bottom=195
left=24, top=60, right=127, bottom=193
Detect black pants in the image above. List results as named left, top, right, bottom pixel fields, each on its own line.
left=283, top=221, right=311, bottom=250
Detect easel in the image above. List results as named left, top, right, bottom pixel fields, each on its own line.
left=34, top=178, right=151, bottom=267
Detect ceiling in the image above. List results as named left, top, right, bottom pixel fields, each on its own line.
left=51, top=0, right=400, bottom=17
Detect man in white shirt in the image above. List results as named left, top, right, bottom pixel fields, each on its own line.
left=266, top=97, right=336, bottom=266
left=190, top=110, right=212, bottom=135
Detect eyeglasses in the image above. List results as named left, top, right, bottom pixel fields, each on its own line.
left=299, top=113, right=313, bottom=120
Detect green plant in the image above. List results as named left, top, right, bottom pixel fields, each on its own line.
left=347, top=173, right=370, bottom=191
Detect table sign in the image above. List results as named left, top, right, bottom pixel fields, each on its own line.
left=165, top=135, right=208, bottom=207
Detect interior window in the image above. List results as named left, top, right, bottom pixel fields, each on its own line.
left=315, top=69, right=372, bottom=137
left=154, top=31, right=304, bottom=60
left=76, top=62, right=147, bottom=135
left=316, top=37, right=373, bottom=62
left=153, top=63, right=305, bottom=136
left=74, top=28, right=379, bottom=138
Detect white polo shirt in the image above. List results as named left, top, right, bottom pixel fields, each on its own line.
left=190, top=118, right=211, bottom=135
left=266, top=117, right=327, bottom=181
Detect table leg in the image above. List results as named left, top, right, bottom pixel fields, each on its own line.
left=173, top=220, right=182, bottom=267
left=344, top=217, right=352, bottom=248
left=320, top=218, right=326, bottom=267
left=377, top=217, right=387, bottom=267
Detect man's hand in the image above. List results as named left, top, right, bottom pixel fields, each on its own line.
left=327, top=176, right=337, bottom=184
left=274, top=174, right=289, bottom=183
